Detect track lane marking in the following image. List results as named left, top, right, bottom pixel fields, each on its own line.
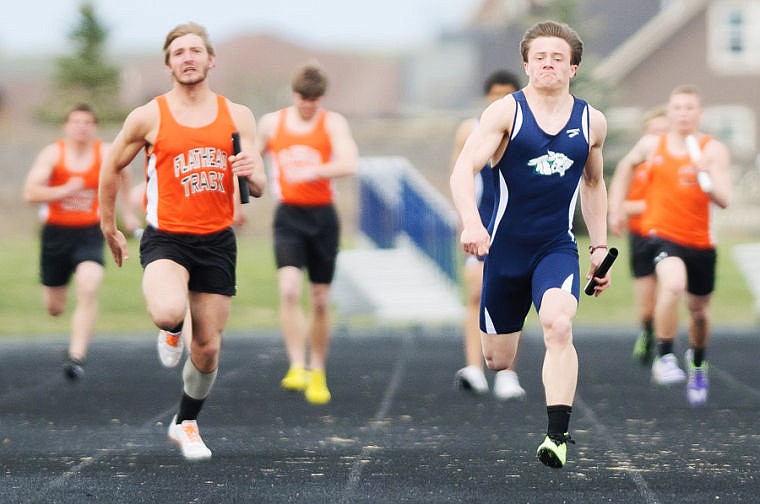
left=574, top=394, right=660, bottom=504
left=339, top=332, right=413, bottom=503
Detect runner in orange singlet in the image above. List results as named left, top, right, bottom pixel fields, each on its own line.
left=609, top=85, right=731, bottom=407
left=609, top=105, right=668, bottom=365
left=256, top=64, right=358, bottom=405
left=98, top=22, right=266, bottom=460
left=23, top=103, right=136, bottom=381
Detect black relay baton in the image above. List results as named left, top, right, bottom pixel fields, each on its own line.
left=584, top=247, right=618, bottom=296
left=232, top=132, right=249, bottom=204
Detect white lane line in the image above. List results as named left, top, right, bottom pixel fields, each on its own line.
left=711, top=364, right=760, bottom=400
left=339, top=332, right=413, bottom=504
left=24, top=400, right=178, bottom=504
left=24, top=366, right=254, bottom=503
left=574, top=394, right=660, bottom=504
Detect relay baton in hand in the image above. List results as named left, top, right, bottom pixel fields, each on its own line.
left=685, top=135, right=713, bottom=193
left=232, top=132, right=249, bottom=204
left=584, top=247, right=618, bottom=296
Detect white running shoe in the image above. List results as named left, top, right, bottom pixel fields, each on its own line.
left=493, top=370, right=527, bottom=400
left=157, top=330, right=184, bottom=368
left=168, top=415, right=212, bottom=461
left=455, top=365, right=489, bottom=395
left=685, top=349, right=709, bottom=407
left=652, top=353, right=686, bottom=385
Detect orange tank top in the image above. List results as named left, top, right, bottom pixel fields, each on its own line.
left=625, top=160, right=651, bottom=235
left=145, top=94, right=236, bottom=234
left=267, top=109, right=333, bottom=205
left=640, top=134, right=714, bottom=249
left=45, top=139, right=102, bottom=226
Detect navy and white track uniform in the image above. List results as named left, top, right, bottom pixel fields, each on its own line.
left=476, top=160, right=497, bottom=228
left=481, top=90, right=590, bottom=334
left=467, top=156, right=498, bottom=265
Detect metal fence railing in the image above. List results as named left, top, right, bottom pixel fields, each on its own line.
left=358, top=157, right=459, bottom=281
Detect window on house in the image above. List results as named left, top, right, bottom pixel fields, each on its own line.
left=728, top=11, right=743, bottom=52
left=702, top=105, right=756, bottom=156
left=707, top=1, right=760, bottom=73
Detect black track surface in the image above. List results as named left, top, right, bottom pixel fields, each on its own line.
left=1, top=325, right=758, bottom=503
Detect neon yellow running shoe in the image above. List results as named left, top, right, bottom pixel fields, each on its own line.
left=632, top=330, right=654, bottom=365
left=305, top=369, right=331, bottom=405
left=280, top=366, right=310, bottom=391
left=536, top=433, right=575, bottom=469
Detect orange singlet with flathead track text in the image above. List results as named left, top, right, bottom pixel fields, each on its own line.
left=267, top=109, right=333, bottom=206
left=144, top=94, right=236, bottom=234
left=45, top=139, right=102, bottom=227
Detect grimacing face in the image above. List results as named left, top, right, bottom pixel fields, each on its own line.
left=523, top=36, right=577, bottom=90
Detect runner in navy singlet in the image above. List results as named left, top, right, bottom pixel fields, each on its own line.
left=450, top=21, right=612, bottom=469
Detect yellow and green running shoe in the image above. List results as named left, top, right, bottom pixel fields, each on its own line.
left=537, top=433, right=575, bottom=469
left=632, top=330, right=655, bottom=365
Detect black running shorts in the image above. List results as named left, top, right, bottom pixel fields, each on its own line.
left=40, top=223, right=104, bottom=287
left=629, top=232, right=657, bottom=278
left=273, top=203, right=340, bottom=284
left=650, top=236, right=717, bottom=296
left=140, top=226, right=237, bottom=296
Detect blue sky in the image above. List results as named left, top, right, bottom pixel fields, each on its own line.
left=0, top=0, right=481, bottom=56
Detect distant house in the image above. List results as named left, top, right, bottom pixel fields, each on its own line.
left=405, top=0, right=662, bottom=111
left=467, top=0, right=663, bottom=65
left=421, top=0, right=758, bottom=169
left=120, top=33, right=403, bottom=118
left=595, top=0, right=759, bottom=167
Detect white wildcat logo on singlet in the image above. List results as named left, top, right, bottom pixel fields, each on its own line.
left=527, top=151, right=574, bottom=177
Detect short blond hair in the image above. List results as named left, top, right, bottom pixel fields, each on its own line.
left=163, top=22, right=215, bottom=65
left=670, top=84, right=700, bottom=99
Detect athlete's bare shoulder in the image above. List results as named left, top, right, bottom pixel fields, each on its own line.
left=628, top=133, right=660, bottom=166
left=480, top=94, right=517, bottom=136
left=226, top=99, right=255, bottom=126
left=28, top=142, right=60, bottom=176
left=704, top=134, right=729, bottom=156
left=638, top=132, right=660, bottom=153
left=121, top=99, right=160, bottom=144
left=587, top=104, right=608, bottom=147
left=256, top=109, right=281, bottom=140
left=324, top=109, right=351, bottom=133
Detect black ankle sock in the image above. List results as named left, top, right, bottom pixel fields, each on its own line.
left=176, top=393, right=205, bottom=423
left=546, top=405, right=572, bottom=436
left=66, top=354, right=85, bottom=365
left=692, top=348, right=705, bottom=367
left=643, top=320, right=653, bottom=335
left=169, top=322, right=184, bottom=334
left=658, top=340, right=674, bottom=356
